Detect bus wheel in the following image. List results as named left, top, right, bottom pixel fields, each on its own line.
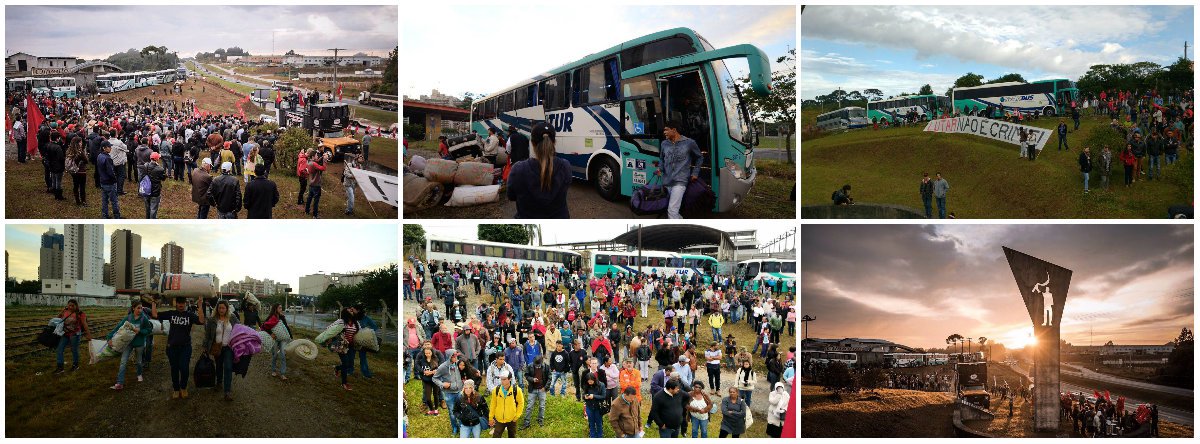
left=1043, top=107, right=1055, bottom=117
left=593, top=157, right=621, bottom=201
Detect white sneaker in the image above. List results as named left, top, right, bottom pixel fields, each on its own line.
left=137, top=375, right=143, bottom=382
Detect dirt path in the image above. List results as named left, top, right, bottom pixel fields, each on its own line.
left=6, top=327, right=397, bottom=437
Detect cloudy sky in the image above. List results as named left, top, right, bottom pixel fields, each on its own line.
left=415, top=221, right=794, bottom=249
left=5, top=5, right=397, bottom=60
left=801, top=5, right=1193, bottom=99
left=6, top=223, right=397, bottom=291
left=802, top=225, right=1194, bottom=350
left=402, top=4, right=795, bottom=99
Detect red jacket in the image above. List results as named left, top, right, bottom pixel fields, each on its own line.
left=431, top=331, right=454, bottom=352
left=1120, top=149, right=1137, bottom=166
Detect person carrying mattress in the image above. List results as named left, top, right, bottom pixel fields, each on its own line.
left=109, top=301, right=154, bottom=391
left=349, top=303, right=378, bottom=379
left=262, top=303, right=291, bottom=380
left=203, top=301, right=241, bottom=401
left=152, top=297, right=205, bottom=399
left=331, top=307, right=360, bottom=391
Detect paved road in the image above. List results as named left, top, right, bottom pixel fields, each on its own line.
left=754, top=148, right=792, bottom=162
left=1006, top=362, right=1193, bottom=427
left=1061, top=363, right=1193, bottom=397
left=199, top=62, right=380, bottom=110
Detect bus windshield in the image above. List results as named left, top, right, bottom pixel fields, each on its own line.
left=711, top=60, right=752, bottom=148
left=762, top=262, right=782, bottom=273
left=781, top=262, right=796, bottom=273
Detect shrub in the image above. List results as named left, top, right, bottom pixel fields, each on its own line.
left=274, top=127, right=317, bottom=177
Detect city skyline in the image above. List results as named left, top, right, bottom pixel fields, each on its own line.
left=802, top=224, right=1194, bottom=350
left=7, top=224, right=397, bottom=292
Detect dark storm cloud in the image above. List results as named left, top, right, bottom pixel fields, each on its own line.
left=802, top=225, right=1194, bottom=348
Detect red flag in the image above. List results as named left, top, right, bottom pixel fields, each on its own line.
left=298, top=92, right=305, bottom=107
left=276, top=90, right=282, bottom=104
left=1104, top=390, right=1111, bottom=403
left=337, top=84, right=343, bottom=102
left=25, top=96, right=44, bottom=156
left=782, top=376, right=797, bottom=438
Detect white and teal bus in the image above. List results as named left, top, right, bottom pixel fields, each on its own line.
left=951, top=79, right=1079, bottom=118
left=815, top=106, right=868, bottom=130
left=7, top=77, right=76, bottom=98
left=590, top=250, right=718, bottom=283
left=425, top=235, right=582, bottom=274
left=734, top=258, right=795, bottom=290
left=867, top=94, right=950, bottom=123
left=469, top=27, right=771, bottom=213
left=97, top=71, right=167, bottom=93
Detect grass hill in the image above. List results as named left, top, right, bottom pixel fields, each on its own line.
left=800, top=385, right=955, bottom=437
left=801, top=114, right=1193, bottom=218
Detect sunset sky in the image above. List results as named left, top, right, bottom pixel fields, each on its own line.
left=802, top=224, right=1194, bottom=350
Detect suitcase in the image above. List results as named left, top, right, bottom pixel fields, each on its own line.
left=630, top=184, right=669, bottom=215
left=193, top=355, right=216, bottom=388
left=682, top=177, right=715, bottom=211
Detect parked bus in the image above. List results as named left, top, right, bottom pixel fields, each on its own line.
left=97, top=72, right=153, bottom=93
left=153, top=69, right=177, bottom=84
left=867, top=94, right=950, bottom=123
left=5, top=77, right=33, bottom=94
left=590, top=250, right=718, bottom=282
left=803, top=351, right=859, bottom=368
left=469, top=27, right=771, bottom=213
left=951, top=79, right=1079, bottom=118
left=926, top=353, right=949, bottom=365
left=734, top=258, right=796, bottom=290
left=884, top=353, right=927, bottom=368
left=273, top=81, right=294, bottom=91
left=815, top=106, right=868, bottom=130
left=9, top=77, right=78, bottom=98
left=425, top=235, right=582, bottom=274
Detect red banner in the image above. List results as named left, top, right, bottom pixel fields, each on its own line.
left=25, top=96, right=44, bottom=155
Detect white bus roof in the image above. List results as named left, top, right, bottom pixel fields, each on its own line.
left=427, top=235, right=579, bottom=254
left=816, top=106, right=864, bottom=117
left=952, top=81, right=1024, bottom=91
left=736, top=258, right=793, bottom=265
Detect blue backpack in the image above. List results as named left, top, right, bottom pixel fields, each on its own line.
left=138, top=174, right=152, bottom=196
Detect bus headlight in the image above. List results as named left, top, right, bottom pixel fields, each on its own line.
left=724, top=158, right=747, bottom=180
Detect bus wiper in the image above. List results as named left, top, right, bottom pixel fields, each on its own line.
left=733, top=82, right=755, bottom=149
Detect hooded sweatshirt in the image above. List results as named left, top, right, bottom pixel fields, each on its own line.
left=432, top=352, right=465, bottom=395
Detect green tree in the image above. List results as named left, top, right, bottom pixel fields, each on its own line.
left=5, top=279, right=41, bottom=294
left=478, top=224, right=531, bottom=245
left=862, top=88, right=884, bottom=102
left=858, top=366, right=887, bottom=395
left=918, top=84, right=934, bottom=95
left=403, top=224, right=426, bottom=248
left=739, top=48, right=796, bottom=164
left=273, top=127, right=316, bottom=177
left=822, top=361, right=858, bottom=396
left=1154, top=327, right=1194, bottom=388
left=986, top=73, right=1026, bottom=84
left=372, top=46, right=398, bottom=95
left=953, top=72, right=984, bottom=88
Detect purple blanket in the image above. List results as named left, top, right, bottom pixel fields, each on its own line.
left=229, top=324, right=262, bottom=362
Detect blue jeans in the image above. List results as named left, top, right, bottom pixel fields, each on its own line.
left=217, top=210, right=238, bottom=219
left=1166, top=153, right=1178, bottom=165
left=404, top=349, right=420, bottom=383
left=740, top=389, right=753, bottom=407
left=56, top=334, right=81, bottom=367
left=523, top=389, right=546, bottom=426
left=444, top=391, right=462, bottom=434
left=144, top=195, right=160, bottom=218
left=512, top=302, right=523, bottom=320
left=215, top=346, right=234, bottom=394
left=1082, top=172, right=1089, bottom=191
left=549, top=371, right=569, bottom=395
left=712, top=327, right=722, bottom=343
left=691, top=416, right=709, bottom=438
left=1148, top=155, right=1160, bottom=180
left=101, top=183, right=121, bottom=218
left=659, top=427, right=679, bottom=438
left=173, top=156, right=185, bottom=180
left=586, top=404, right=605, bottom=438
left=142, top=335, right=154, bottom=363
left=459, top=424, right=481, bottom=438
left=115, top=165, right=127, bottom=193
left=345, top=185, right=355, bottom=213
left=936, top=197, right=947, bottom=219
left=197, top=204, right=210, bottom=219
left=339, top=349, right=354, bottom=384
left=166, top=345, right=192, bottom=390
left=357, top=348, right=372, bottom=377
left=305, top=185, right=322, bottom=217
left=922, top=194, right=932, bottom=218
left=117, top=344, right=145, bottom=385
left=272, top=339, right=289, bottom=375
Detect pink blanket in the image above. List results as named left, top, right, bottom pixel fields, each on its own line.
left=229, top=324, right=262, bottom=362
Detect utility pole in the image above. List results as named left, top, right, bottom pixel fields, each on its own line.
left=801, top=315, right=815, bottom=340
left=327, top=47, right=346, bottom=101
left=636, top=224, right=643, bottom=276
left=1185, top=41, right=1189, bottom=61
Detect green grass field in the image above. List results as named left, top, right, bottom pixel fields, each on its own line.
left=801, top=113, right=1193, bottom=218
left=351, top=105, right=399, bottom=126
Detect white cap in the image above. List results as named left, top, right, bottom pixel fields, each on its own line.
left=221, top=162, right=232, bottom=172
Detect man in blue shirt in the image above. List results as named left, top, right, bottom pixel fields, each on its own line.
left=658, top=120, right=702, bottom=219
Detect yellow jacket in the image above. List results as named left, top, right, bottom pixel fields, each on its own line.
left=488, top=385, right=525, bottom=424
left=709, top=313, right=725, bottom=329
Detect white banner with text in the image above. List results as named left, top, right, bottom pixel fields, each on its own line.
left=923, top=116, right=1052, bottom=151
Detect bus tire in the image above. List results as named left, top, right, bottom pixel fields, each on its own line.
left=1043, top=107, right=1055, bottom=117
left=592, top=157, right=621, bottom=201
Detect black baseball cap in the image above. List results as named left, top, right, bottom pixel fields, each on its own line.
left=531, top=121, right=555, bottom=145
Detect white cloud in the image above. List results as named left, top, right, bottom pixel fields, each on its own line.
left=802, top=6, right=1163, bottom=79
left=801, top=49, right=958, bottom=99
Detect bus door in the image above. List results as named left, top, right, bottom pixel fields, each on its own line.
left=662, top=70, right=713, bottom=185
left=619, top=74, right=665, bottom=197
left=1055, top=90, right=1072, bottom=114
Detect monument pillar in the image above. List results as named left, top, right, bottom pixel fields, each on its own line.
left=1003, top=246, right=1073, bottom=433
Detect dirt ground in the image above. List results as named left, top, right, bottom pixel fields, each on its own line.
left=5, top=326, right=397, bottom=437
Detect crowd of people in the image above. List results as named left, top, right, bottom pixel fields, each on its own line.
left=7, top=90, right=367, bottom=218
left=402, top=258, right=796, bottom=438
left=49, top=296, right=382, bottom=399
left=1060, top=391, right=1160, bottom=437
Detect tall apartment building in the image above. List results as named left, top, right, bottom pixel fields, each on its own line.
left=161, top=242, right=184, bottom=274
left=110, top=229, right=142, bottom=290
left=39, top=228, right=64, bottom=280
